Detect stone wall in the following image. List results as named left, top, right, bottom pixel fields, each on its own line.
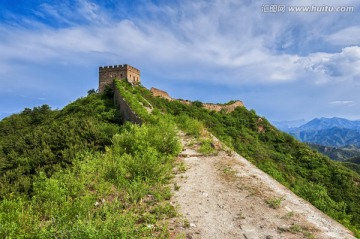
left=113, top=82, right=142, bottom=125
left=99, top=63, right=244, bottom=124
left=99, top=64, right=140, bottom=92
left=150, top=87, right=244, bottom=113
left=150, top=87, right=173, bottom=101
left=203, top=101, right=245, bottom=113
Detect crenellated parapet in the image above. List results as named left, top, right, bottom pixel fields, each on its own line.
left=99, top=64, right=140, bottom=73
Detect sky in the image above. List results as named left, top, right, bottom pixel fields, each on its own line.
left=0, top=0, right=360, bottom=122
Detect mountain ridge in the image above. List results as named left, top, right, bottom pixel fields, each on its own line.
left=278, top=117, right=360, bottom=148
left=271, top=119, right=307, bottom=131
left=294, top=117, right=360, bottom=132
left=1, top=78, right=360, bottom=237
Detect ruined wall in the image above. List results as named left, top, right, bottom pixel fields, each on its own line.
left=99, top=64, right=140, bottom=92
left=113, top=82, right=142, bottom=125
left=99, top=63, right=244, bottom=124
left=150, top=87, right=244, bottom=113
left=203, top=101, right=245, bottom=113
left=150, top=87, right=173, bottom=101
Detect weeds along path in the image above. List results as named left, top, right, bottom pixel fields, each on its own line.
left=170, top=133, right=356, bottom=239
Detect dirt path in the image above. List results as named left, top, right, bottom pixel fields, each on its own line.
left=170, top=134, right=356, bottom=239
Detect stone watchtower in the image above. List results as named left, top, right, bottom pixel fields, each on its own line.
left=99, top=64, right=140, bottom=92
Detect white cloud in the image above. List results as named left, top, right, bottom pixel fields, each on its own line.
left=1, top=0, right=360, bottom=120
left=38, top=3, right=74, bottom=26
left=330, top=100, right=354, bottom=105
left=34, top=0, right=108, bottom=26
left=326, top=26, right=360, bottom=45
left=295, top=46, right=360, bottom=84
left=0, top=0, right=359, bottom=87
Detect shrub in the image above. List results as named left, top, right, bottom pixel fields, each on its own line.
left=176, top=114, right=204, bottom=137
left=199, top=138, right=217, bottom=155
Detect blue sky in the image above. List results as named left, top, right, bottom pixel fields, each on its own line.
left=1, top=0, right=360, bottom=121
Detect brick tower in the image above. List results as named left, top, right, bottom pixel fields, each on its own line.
left=98, top=64, right=140, bottom=92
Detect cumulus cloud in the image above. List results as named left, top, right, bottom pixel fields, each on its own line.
left=1, top=0, right=358, bottom=86
left=326, top=26, right=360, bottom=45
left=296, top=46, right=360, bottom=84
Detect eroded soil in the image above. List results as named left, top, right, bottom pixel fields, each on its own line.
left=169, top=134, right=356, bottom=239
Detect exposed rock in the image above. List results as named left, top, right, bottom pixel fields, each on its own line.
left=257, top=118, right=266, bottom=133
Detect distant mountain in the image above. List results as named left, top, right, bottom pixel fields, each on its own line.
left=271, top=119, right=307, bottom=131
left=341, top=156, right=360, bottom=175
left=282, top=117, right=360, bottom=147
left=341, top=162, right=360, bottom=175
left=292, top=127, right=360, bottom=147
left=308, top=143, right=360, bottom=161
left=347, top=156, right=360, bottom=165
left=295, top=117, right=360, bottom=132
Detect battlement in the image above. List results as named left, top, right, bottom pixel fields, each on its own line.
left=98, top=64, right=140, bottom=92
left=99, top=64, right=140, bottom=74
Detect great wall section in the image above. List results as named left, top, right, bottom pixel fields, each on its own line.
left=99, top=64, right=142, bottom=124
left=97, top=64, right=357, bottom=239
left=113, top=81, right=142, bottom=125
left=99, top=64, right=140, bottom=93
left=99, top=64, right=245, bottom=124
left=150, top=87, right=245, bottom=113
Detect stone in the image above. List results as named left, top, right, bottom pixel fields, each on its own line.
left=99, top=64, right=140, bottom=93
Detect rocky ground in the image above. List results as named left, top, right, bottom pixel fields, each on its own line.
left=169, top=134, right=356, bottom=239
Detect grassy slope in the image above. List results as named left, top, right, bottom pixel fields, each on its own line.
left=0, top=92, right=120, bottom=198
left=0, top=88, right=181, bottom=238
left=342, top=162, right=360, bottom=175
left=347, top=157, right=360, bottom=165
left=128, top=82, right=360, bottom=237
left=341, top=157, right=360, bottom=175
left=2, top=80, right=360, bottom=237
left=306, top=144, right=360, bottom=175
left=308, top=143, right=360, bottom=161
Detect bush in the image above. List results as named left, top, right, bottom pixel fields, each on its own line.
left=0, top=117, right=181, bottom=237
left=176, top=114, right=204, bottom=137
left=199, top=138, right=217, bottom=155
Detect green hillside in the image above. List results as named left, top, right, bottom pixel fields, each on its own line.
left=0, top=92, right=120, bottom=197
left=344, top=156, right=360, bottom=165
left=119, top=81, right=360, bottom=236
left=1, top=80, right=360, bottom=237
left=308, top=143, right=360, bottom=161
left=341, top=157, right=360, bottom=175
left=341, top=162, right=360, bottom=175
left=0, top=89, right=181, bottom=238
